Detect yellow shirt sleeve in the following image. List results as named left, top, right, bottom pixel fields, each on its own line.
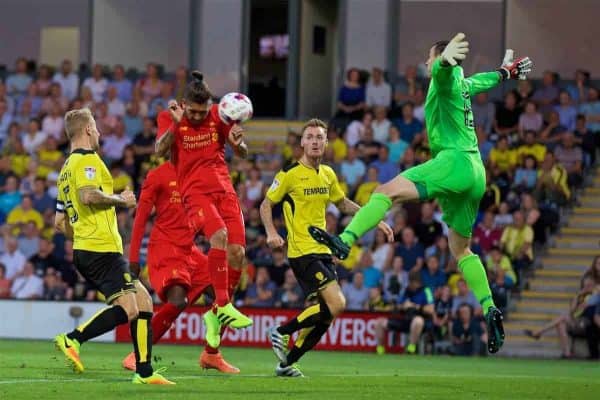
left=326, top=167, right=345, bottom=204
left=266, top=170, right=289, bottom=204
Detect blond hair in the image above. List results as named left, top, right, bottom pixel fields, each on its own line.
left=301, top=118, right=327, bottom=136
left=64, top=108, right=94, bottom=140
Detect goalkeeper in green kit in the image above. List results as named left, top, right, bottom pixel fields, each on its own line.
left=309, top=33, right=532, bottom=353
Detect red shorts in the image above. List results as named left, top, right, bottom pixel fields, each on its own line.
left=147, top=243, right=211, bottom=303
left=184, top=192, right=246, bottom=246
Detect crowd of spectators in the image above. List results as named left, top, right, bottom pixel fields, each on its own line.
left=0, top=56, right=598, bottom=356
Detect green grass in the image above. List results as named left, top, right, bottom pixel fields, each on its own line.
left=0, top=340, right=598, bottom=400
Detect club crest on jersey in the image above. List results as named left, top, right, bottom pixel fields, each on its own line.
left=269, top=179, right=280, bottom=192
left=84, top=166, right=96, bottom=180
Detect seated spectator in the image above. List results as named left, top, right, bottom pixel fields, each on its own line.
left=539, top=110, right=567, bottom=151
left=267, top=247, right=289, bottom=287
left=17, top=221, right=40, bottom=259
left=393, top=102, right=423, bottom=145
left=132, top=117, right=155, bottom=163
left=340, top=147, right=366, bottom=193
left=281, top=131, right=299, bottom=165
left=131, top=87, right=149, bottom=117
left=421, top=255, right=446, bottom=291
left=451, top=279, right=482, bottom=318
left=41, top=102, right=65, bottom=140
left=513, top=155, right=538, bottom=192
left=106, top=86, right=126, bottom=118
left=566, top=69, right=590, bottom=105
left=335, top=68, right=366, bottom=122
left=555, top=91, right=577, bottom=131
left=355, top=127, right=382, bottom=164
left=7, top=194, right=44, bottom=235
left=532, top=70, right=560, bottom=115
left=395, top=226, right=425, bottom=272
left=0, top=99, right=12, bottom=141
left=479, top=170, right=501, bottom=212
left=383, top=256, right=408, bottom=303
left=83, top=64, right=109, bottom=103
left=500, top=210, right=534, bottom=280
left=19, top=159, right=39, bottom=195
left=472, top=92, right=495, bottom=134
left=244, top=167, right=265, bottom=207
left=327, top=126, right=347, bottom=163
left=477, top=126, right=494, bottom=162
left=274, top=268, right=303, bottom=309
left=516, top=130, right=546, bottom=165
left=5, top=58, right=32, bottom=101
left=123, top=102, right=144, bottom=139
left=386, top=127, right=409, bottom=166
left=554, top=132, right=583, bottom=187
left=52, top=59, right=79, bottom=101
left=371, top=230, right=393, bottom=271
left=425, top=235, right=451, bottom=272
left=374, top=270, right=434, bottom=355
left=244, top=266, right=277, bottom=307
left=579, top=87, right=600, bottom=133
left=22, top=118, right=47, bottom=155
left=0, top=82, right=16, bottom=116
left=14, top=98, right=33, bottom=127
left=0, top=176, right=23, bottom=218
left=43, top=268, right=68, bottom=301
left=366, top=67, right=391, bottom=109
left=414, top=202, right=443, bottom=249
left=37, top=137, right=63, bottom=179
left=0, top=263, right=10, bottom=298
left=80, top=86, right=94, bottom=109
left=518, top=102, right=543, bottom=140
left=451, top=303, right=486, bottom=356
left=368, top=287, right=391, bottom=311
left=489, top=136, right=516, bottom=174
left=137, top=63, right=164, bottom=102
left=525, top=276, right=596, bottom=358
left=149, top=83, right=174, bottom=118
left=255, top=141, right=283, bottom=173
left=110, top=162, right=133, bottom=194
left=345, top=111, right=372, bottom=148
left=372, top=105, right=392, bottom=143
left=354, top=166, right=380, bottom=206
left=521, top=192, right=550, bottom=244
left=342, top=271, right=369, bottom=310
left=370, top=146, right=399, bottom=184
left=489, top=267, right=510, bottom=311
left=493, top=91, right=520, bottom=138
left=486, top=246, right=517, bottom=287
left=393, top=65, right=422, bottom=107
left=109, top=64, right=133, bottom=103
left=29, top=237, right=58, bottom=278
left=102, top=119, right=131, bottom=164
left=40, top=83, right=68, bottom=115
left=413, top=88, right=426, bottom=123
left=474, top=211, right=503, bottom=253
left=18, top=84, right=43, bottom=118
left=535, top=152, right=570, bottom=206
left=574, top=114, right=596, bottom=166
left=357, top=250, right=383, bottom=289
left=432, top=285, right=452, bottom=341
left=10, top=261, right=43, bottom=299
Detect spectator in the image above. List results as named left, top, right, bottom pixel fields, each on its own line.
left=0, top=263, right=11, bottom=298
left=358, top=250, right=383, bottom=289
left=425, top=235, right=451, bottom=272
left=274, top=268, right=303, bottom=309
left=0, top=176, right=23, bottom=218
left=451, top=303, right=485, bottom=356
left=535, top=152, right=570, bottom=207
left=370, top=146, right=399, bottom=183
left=109, top=64, right=133, bottom=103
left=37, top=137, right=63, bottom=179
left=518, top=101, right=543, bottom=137
left=41, top=102, right=65, bottom=140
left=486, top=246, right=517, bottom=287
left=267, top=247, right=289, bottom=287
left=149, top=83, right=174, bottom=118
left=554, top=132, right=583, bottom=187
left=432, top=285, right=452, bottom=342
left=472, top=92, right=495, bottom=133
left=386, top=126, right=409, bottom=164
left=244, top=167, right=265, bottom=207
left=255, top=141, right=283, bottom=173
left=41, top=83, right=69, bottom=115
left=172, top=66, right=188, bottom=100
left=34, top=64, right=53, bottom=97
left=574, top=114, right=596, bottom=166
left=513, top=155, right=538, bottom=192
left=532, top=70, right=560, bottom=115
left=372, top=105, right=391, bottom=143
left=451, top=279, right=482, bottom=318
left=414, top=202, right=443, bottom=248
left=102, top=119, right=131, bottom=163
left=413, top=88, right=426, bottom=123
left=393, top=102, right=423, bottom=144
left=335, top=68, right=366, bottom=122
left=421, top=255, right=446, bottom=291
left=566, top=69, right=590, bottom=105
left=106, top=86, right=126, bottom=117
left=17, top=221, right=40, bottom=259
left=366, top=67, right=391, bottom=108
left=131, top=87, right=149, bottom=117
left=500, top=210, right=534, bottom=279
left=354, top=166, right=379, bottom=206
left=493, top=91, right=520, bottom=137
left=342, top=271, right=369, bottom=310
left=0, top=82, right=16, bottom=116
left=10, top=261, right=43, bottom=299
left=18, top=84, right=42, bottom=118
left=383, top=256, right=408, bottom=303
left=473, top=211, right=503, bottom=254
left=393, top=65, right=422, bottom=106
left=368, top=287, right=391, bottom=311
left=0, top=100, right=12, bottom=143
left=244, top=266, right=277, bottom=307
left=374, top=270, right=433, bottom=355
left=52, top=59, right=79, bottom=101
left=355, top=127, right=382, bottom=164
left=578, top=87, right=600, bottom=133
left=5, top=58, right=32, bottom=100
left=132, top=117, right=155, bottom=162
left=110, top=162, right=133, bottom=194
left=22, top=118, right=47, bottom=155
left=19, top=159, right=39, bottom=196
left=516, top=130, right=546, bottom=165
left=345, top=111, right=373, bottom=148
left=327, top=126, right=347, bottom=163
left=82, top=64, right=109, bottom=103
left=80, top=86, right=94, bottom=109
left=554, top=91, right=577, bottom=131
left=29, top=237, right=57, bottom=278
left=137, top=63, right=164, bottom=102
left=371, top=230, right=394, bottom=271
left=395, top=226, right=425, bottom=272
left=489, top=136, right=516, bottom=174
left=43, top=268, right=68, bottom=301
left=1, top=236, right=26, bottom=280
left=7, top=195, right=44, bottom=234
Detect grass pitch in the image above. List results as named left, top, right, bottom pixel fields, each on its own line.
left=0, top=339, right=598, bottom=399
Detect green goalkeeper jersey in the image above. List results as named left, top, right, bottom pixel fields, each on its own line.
left=426, top=58, right=501, bottom=156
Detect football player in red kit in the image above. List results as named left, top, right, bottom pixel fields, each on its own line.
left=155, top=71, right=252, bottom=347
left=121, top=159, right=239, bottom=373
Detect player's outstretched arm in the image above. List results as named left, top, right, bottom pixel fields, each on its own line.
left=129, top=179, right=156, bottom=276
left=155, top=100, right=182, bottom=157
left=259, top=197, right=285, bottom=248
left=466, top=50, right=533, bottom=96
left=79, top=186, right=136, bottom=208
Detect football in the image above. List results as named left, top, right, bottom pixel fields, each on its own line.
left=218, top=92, right=253, bottom=124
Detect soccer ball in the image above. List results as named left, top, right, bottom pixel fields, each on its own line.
left=218, top=92, right=253, bottom=124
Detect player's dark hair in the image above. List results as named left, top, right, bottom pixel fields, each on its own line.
left=432, top=40, right=449, bottom=56
left=184, top=70, right=213, bottom=104
left=301, top=118, right=328, bottom=136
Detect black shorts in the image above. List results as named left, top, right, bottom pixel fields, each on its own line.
left=288, top=253, right=338, bottom=299
left=73, top=250, right=136, bottom=304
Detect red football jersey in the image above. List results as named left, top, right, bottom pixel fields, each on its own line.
left=129, top=161, right=193, bottom=263
left=156, top=105, right=235, bottom=198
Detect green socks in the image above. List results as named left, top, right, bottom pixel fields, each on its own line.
left=340, top=193, right=393, bottom=246
left=458, top=254, right=496, bottom=314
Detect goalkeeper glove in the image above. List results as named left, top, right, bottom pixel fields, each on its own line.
left=499, top=49, right=533, bottom=80
left=440, top=33, right=469, bottom=66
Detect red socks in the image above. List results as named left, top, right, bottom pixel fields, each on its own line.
left=228, top=267, right=242, bottom=298
left=208, top=248, right=229, bottom=307
left=151, top=302, right=182, bottom=343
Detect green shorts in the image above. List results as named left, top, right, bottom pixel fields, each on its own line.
left=401, top=150, right=485, bottom=237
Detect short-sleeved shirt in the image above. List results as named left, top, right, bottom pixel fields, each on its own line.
left=266, top=161, right=345, bottom=258
left=501, top=225, right=534, bottom=260
left=56, top=149, right=123, bottom=253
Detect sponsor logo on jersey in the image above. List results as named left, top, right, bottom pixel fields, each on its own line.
left=303, top=187, right=328, bottom=196
left=269, top=179, right=280, bottom=192
left=84, top=166, right=96, bottom=180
